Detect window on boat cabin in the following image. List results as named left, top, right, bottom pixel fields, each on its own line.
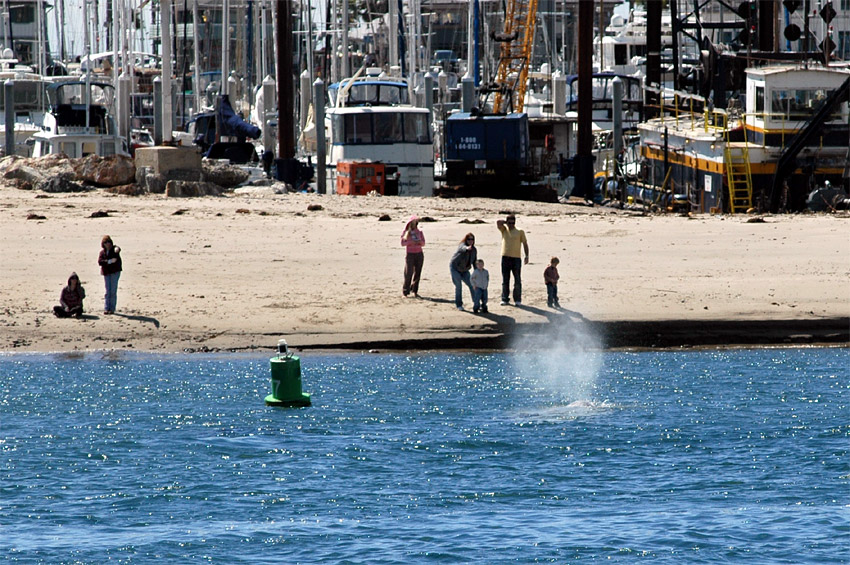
left=343, top=113, right=373, bottom=143
left=60, top=142, right=77, bottom=158
left=11, top=5, right=34, bottom=23
left=380, top=87, right=403, bottom=105
left=348, top=85, right=379, bottom=105
left=840, top=31, right=850, bottom=59
left=335, top=112, right=431, bottom=144
left=403, top=113, right=431, bottom=144
left=331, top=114, right=344, bottom=143
left=771, top=88, right=843, bottom=121
left=755, top=86, right=765, bottom=115
left=346, top=85, right=405, bottom=106
left=0, top=81, right=45, bottom=110
left=82, top=142, right=97, bottom=157
left=374, top=113, right=403, bottom=143
left=614, top=45, right=628, bottom=65
left=102, top=142, right=116, bottom=156
left=13, top=42, right=32, bottom=64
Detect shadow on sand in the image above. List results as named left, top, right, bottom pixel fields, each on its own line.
left=514, top=303, right=588, bottom=323
left=113, top=313, right=161, bottom=328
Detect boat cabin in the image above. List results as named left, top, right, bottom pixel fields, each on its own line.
left=328, top=69, right=410, bottom=108
left=745, top=66, right=850, bottom=144
left=30, top=81, right=129, bottom=158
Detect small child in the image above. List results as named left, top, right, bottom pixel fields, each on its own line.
left=544, top=257, right=560, bottom=308
left=470, top=259, right=489, bottom=314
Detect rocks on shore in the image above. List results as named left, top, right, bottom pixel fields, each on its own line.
left=1, top=153, right=254, bottom=197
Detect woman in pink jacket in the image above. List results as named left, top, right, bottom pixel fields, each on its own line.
left=401, top=215, right=425, bottom=297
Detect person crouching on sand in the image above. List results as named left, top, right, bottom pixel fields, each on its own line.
left=98, top=235, right=122, bottom=315
left=401, top=215, right=425, bottom=297
left=53, top=272, right=86, bottom=318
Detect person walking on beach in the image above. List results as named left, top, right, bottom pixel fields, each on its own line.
left=496, top=214, right=529, bottom=306
left=53, top=272, right=86, bottom=318
left=544, top=257, right=560, bottom=309
left=98, top=235, right=122, bottom=315
left=401, top=215, right=425, bottom=297
left=471, top=259, right=489, bottom=314
left=449, top=233, right=477, bottom=311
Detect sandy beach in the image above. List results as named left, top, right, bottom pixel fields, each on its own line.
left=1, top=183, right=848, bottom=353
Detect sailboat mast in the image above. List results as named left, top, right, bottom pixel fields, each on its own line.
left=389, top=0, right=398, bottom=68
left=93, top=0, right=99, bottom=52
left=193, top=0, right=201, bottom=113
left=260, top=0, right=267, bottom=80
left=84, top=0, right=91, bottom=135
left=276, top=0, right=295, bottom=159
left=341, top=0, right=348, bottom=77
left=162, top=0, right=173, bottom=142
left=1, top=0, right=8, bottom=54
left=57, top=0, right=66, bottom=63
left=330, top=0, right=337, bottom=83
left=305, top=0, right=313, bottom=85
left=36, top=0, right=44, bottom=74
left=112, top=0, right=120, bottom=85
left=222, top=0, right=230, bottom=96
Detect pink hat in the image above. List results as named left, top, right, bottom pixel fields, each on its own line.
left=404, top=215, right=420, bottom=230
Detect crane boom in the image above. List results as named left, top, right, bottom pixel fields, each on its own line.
left=491, top=0, right=538, bottom=114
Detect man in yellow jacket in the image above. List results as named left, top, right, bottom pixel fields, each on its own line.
left=496, top=214, right=529, bottom=306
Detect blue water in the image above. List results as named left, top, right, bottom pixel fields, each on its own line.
left=1, top=347, right=848, bottom=563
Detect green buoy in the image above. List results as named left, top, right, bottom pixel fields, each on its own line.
left=265, top=340, right=311, bottom=407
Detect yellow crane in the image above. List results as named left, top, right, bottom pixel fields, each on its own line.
left=490, top=0, right=539, bottom=114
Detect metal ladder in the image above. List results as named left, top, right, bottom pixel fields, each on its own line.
left=724, top=142, right=753, bottom=214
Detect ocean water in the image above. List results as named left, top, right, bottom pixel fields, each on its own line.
left=1, top=347, right=847, bottom=563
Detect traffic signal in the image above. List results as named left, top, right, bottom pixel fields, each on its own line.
left=819, top=3, right=836, bottom=59
left=820, top=2, right=836, bottom=24
left=736, top=1, right=758, bottom=47
left=782, top=0, right=801, bottom=13
left=784, top=23, right=801, bottom=41
left=821, top=28, right=836, bottom=59
left=783, top=0, right=801, bottom=42
left=737, top=1, right=758, bottom=21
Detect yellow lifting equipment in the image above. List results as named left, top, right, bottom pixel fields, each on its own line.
left=491, top=0, right=539, bottom=114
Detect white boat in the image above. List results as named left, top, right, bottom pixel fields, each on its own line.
left=324, top=69, right=434, bottom=196
left=0, top=66, right=50, bottom=157
left=597, top=3, right=673, bottom=77
left=30, top=81, right=129, bottom=158
left=326, top=104, right=434, bottom=196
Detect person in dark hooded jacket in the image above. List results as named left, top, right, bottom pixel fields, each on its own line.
left=53, top=273, right=86, bottom=318
left=98, top=235, right=122, bottom=314
left=449, top=233, right=477, bottom=310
